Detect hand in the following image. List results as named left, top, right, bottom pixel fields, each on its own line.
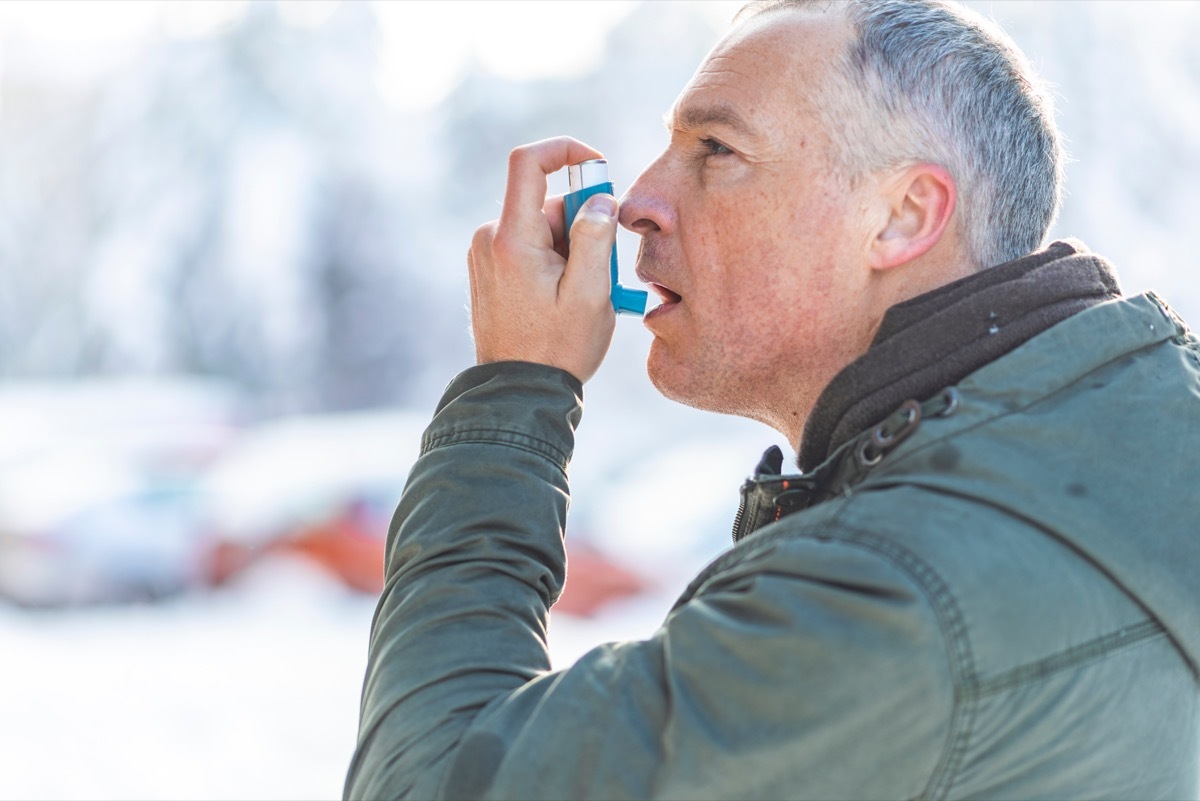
left=468, top=137, right=619, bottom=384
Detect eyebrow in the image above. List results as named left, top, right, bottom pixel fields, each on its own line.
left=663, top=101, right=760, bottom=140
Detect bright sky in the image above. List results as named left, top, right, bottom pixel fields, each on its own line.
left=0, top=0, right=745, bottom=110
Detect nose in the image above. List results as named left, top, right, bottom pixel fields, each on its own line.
left=619, top=152, right=673, bottom=237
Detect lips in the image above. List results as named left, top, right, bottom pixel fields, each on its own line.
left=641, top=280, right=681, bottom=325
left=636, top=258, right=681, bottom=323
left=648, top=283, right=682, bottom=305
left=636, top=265, right=681, bottom=305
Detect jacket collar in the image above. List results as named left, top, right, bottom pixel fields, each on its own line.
left=797, top=240, right=1123, bottom=472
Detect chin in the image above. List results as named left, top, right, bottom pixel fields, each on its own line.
left=646, top=341, right=792, bottom=435
left=646, top=343, right=694, bottom=404
left=646, top=344, right=728, bottom=414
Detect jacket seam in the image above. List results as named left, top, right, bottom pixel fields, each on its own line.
left=969, top=618, right=1166, bottom=697
left=861, top=479, right=1200, bottom=684
left=826, top=523, right=979, bottom=801
left=680, top=518, right=978, bottom=801
left=1147, top=290, right=1200, bottom=369
left=422, top=427, right=570, bottom=474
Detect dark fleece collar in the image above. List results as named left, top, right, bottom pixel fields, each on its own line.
left=798, top=240, right=1124, bottom=472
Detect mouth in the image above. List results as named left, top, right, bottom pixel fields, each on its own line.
left=642, top=280, right=681, bottom=325
left=635, top=252, right=681, bottom=322
left=648, top=282, right=682, bottom=306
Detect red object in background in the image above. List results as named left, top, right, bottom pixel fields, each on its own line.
left=554, top=542, right=652, bottom=617
left=207, top=505, right=651, bottom=616
left=204, top=500, right=386, bottom=593
left=286, top=506, right=385, bottom=594
left=206, top=538, right=257, bottom=587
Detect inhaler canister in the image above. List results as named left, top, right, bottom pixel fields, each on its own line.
left=563, top=159, right=648, bottom=317
left=567, top=160, right=611, bottom=194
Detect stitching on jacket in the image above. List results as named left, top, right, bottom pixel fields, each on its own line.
left=827, top=524, right=978, bottom=801
left=676, top=519, right=978, bottom=801
left=868, top=480, right=1200, bottom=685
left=1143, top=291, right=1200, bottom=396
left=1177, top=333, right=1200, bottom=372
left=422, top=427, right=570, bottom=473
left=969, top=618, right=1166, bottom=697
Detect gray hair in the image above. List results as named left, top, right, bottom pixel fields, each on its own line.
left=737, top=0, right=1063, bottom=270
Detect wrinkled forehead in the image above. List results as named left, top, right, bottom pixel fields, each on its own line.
left=671, top=8, right=855, bottom=131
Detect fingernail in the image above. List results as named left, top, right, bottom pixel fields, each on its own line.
left=586, top=194, right=617, bottom=218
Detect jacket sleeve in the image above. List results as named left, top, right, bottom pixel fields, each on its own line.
left=345, top=362, right=956, bottom=801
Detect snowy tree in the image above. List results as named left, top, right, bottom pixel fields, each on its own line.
left=1, top=1, right=457, bottom=412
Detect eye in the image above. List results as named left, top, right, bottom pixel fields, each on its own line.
left=699, top=137, right=733, bottom=158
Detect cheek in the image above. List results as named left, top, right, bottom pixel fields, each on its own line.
left=684, top=190, right=776, bottom=294
left=707, top=218, right=851, bottom=349
left=678, top=171, right=853, bottom=319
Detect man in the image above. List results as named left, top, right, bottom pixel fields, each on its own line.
left=347, top=1, right=1200, bottom=798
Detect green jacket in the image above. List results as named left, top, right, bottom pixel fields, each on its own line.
left=347, top=283, right=1200, bottom=798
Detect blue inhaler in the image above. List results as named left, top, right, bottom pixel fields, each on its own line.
left=563, top=159, right=648, bottom=316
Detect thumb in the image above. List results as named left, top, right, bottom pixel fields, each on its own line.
left=560, top=194, right=618, bottom=306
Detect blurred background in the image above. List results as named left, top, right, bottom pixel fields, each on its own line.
left=0, top=1, right=1197, bottom=798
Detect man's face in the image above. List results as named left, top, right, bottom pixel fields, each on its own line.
left=621, top=10, right=882, bottom=437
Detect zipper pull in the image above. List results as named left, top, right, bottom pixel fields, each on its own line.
left=755, top=445, right=784, bottom=477
left=731, top=446, right=786, bottom=544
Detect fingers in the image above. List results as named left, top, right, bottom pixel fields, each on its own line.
left=467, top=138, right=616, bottom=383
left=469, top=220, right=498, bottom=284
left=467, top=221, right=497, bottom=351
left=560, top=194, right=618, bottom=308
left=500, top=137, right=602, bottom=237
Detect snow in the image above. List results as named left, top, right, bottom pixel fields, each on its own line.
left=0, top=553, right=676, bottom=801
left=0, top=557, right=373, bottom=800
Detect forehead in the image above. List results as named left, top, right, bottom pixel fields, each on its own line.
left=670, top=9, right=853, bottom=133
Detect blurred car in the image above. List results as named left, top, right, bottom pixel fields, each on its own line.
left=198, top=410, right=426, bottom=592
left=201, top=409, right=660, bottom=614
left=0, top=378, right=239, bottom=606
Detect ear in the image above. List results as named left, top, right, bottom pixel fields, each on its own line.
left=867, top=163, right=957, bottom=271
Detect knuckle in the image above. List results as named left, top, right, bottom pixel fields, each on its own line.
left=471, top=221, right=498, bottom=251
left=491, top=231, right=518, bottom=261
left=570, top=213, right=604, bottom=235
left=508, top=144, right=532, bottom=168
